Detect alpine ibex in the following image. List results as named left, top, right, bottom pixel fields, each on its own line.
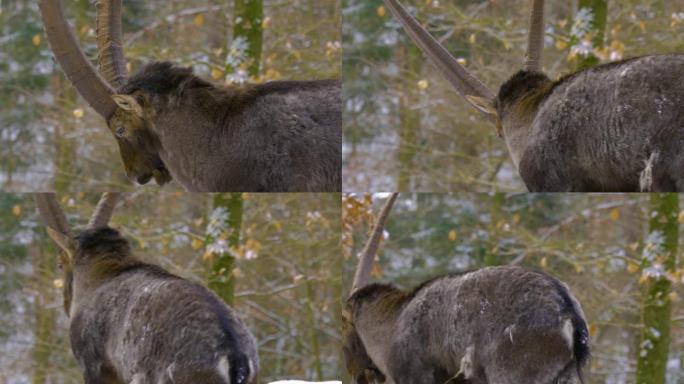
left=34, top=193, right=259, bottom=384
left=39, top=0, right=341, bottom=192
left=343, top=193, right=590, bottom=383
left=385, top=0, right=684, bottom=191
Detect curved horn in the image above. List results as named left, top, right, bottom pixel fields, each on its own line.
left=87, top=193, right=122, bottom=229
left=34, top=193, right=72, bottom=237
left=383, top=0, right=496, bottom=111
left=351, top=193, right=399, bottom=294
left=39, top=0, right=117, bottom=119
left=524, top=0, right=546, bottom=72
left=96, top=0, right=128, bottom=88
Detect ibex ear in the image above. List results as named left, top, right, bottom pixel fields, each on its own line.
left=112, top=94, right=144, bottom=117
left=46, top=227, right=76, bottom=261
left=466, top=95, right=497, bottom=116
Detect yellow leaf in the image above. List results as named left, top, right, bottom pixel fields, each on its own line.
left=32, top=34, right=41, bottom=46
left=638, top=274, right=649, bottom=285
left=512, top=213, right=521, bottom=224
left=202, top=250, right=214, bottom=263
left=261, top=16, right=272, bottom=29
left=638, top=20, right=646, bottom=33
left=448, top=229, right=457, bottom=242
left=53, top=279, right=64, bottom=289
left=191, top=238, right=204, bottom=250
left=609, top=208, right=620, bottom=221
left=377, top=5, right=386, bottom=17
left=417, top=79, right=429, bottom=90
left=211, top=68, right=224, bottom=80
left=194, top=14, right=205, bottom=26
left=232, top=268, right=243, bottom=278
left=555, top=39, right=568, bottom=51
left=371, top=262, right=383, bottom=278
left=627, top=262, right=640, bottom=273
left=669, top=291, right=679, bottom=302
left=11, top=204, right=21, bottom=217
left=292, top=50, right=302, bottom=61
left=677, top=211, right=684, bottom=224
left=574, top=263, right=583, bottom=273
left=468, top=33, right=476, bottom=44
left=540, top=257, right=548, bottom=268
left=588, top=324, right=598, bottom=337
left=73, top=108, right=84, bottom=118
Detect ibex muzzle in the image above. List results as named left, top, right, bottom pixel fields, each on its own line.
left=344, top=194, right=590, bottom=384
left=384, top=0, right=684, bottom=191
left=39, top=0, right=341, bottom=192
left=35, top=194, right=259, bottom=384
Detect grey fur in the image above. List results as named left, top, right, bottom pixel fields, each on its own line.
left=345, top=266, right=589, bottom=384
left=112, top=62, right=342, bottom=192
left=67, top=228, right=259, bottom=384
left=501, top=54, right=684, bottom=191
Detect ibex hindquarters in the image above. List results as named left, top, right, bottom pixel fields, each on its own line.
left=351, top=266, right=589, bottom=384
left=68, top=230, right=257, bottom=384
left=518, top=55, right=684, bottom=192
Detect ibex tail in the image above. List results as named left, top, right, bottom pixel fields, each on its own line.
left=552, top=278, right=590, bottom=384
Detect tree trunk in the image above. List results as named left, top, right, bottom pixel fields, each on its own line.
left=32, top=244, right=55, bottom=384
left=208, top=193, right=243, bottom=306
left=635, top=193, right=678, bottom=384
left=233, top=0, right=263, bottom=78
left=575, top=0, right=608, bottom=70
left=397, top=44, right=421, bottom=191
left=484, top=193, right=505, bottom=266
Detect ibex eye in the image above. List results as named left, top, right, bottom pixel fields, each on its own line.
left=115, top=126, right=125, bottom=137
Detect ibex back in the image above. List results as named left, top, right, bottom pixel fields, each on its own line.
left=345, top=266, right=589, bottom=384
left=35, top=194, right=259, bottom=384
left=343, top=194, right=590, bottom=383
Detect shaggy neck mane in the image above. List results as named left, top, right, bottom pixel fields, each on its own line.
left=348, top=283, right=411, bottom=319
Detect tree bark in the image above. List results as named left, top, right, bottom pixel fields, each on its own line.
left=397, top=44, right=421, bottom=191
left=208, top=193, right=243, bottom=306
left=32, top=244, right=55, bottom=384
left=233, top=0, right=263, bottom=78
left=575, top=0, right=608, bottom=70
left=635, top=193, right=678, bottom=384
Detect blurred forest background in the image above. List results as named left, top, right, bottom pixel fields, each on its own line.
left=343, top=0, right=684, bottom=192
left=343, top=193, right=684, bottom=384
left=0, top=193, right=341, bottom=383
left=0, top=0, right=341, bottom=192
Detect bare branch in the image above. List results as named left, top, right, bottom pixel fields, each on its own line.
left=351, top=193, right=399, bottom=294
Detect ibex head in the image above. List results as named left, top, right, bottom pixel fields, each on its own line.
left=39, top=0, right=172, bottom=185
left=342, top=306, right=386, bottom=384
left=35, top=193, right=122, bottom=315
left=344, top=193, right=398, bottom=383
